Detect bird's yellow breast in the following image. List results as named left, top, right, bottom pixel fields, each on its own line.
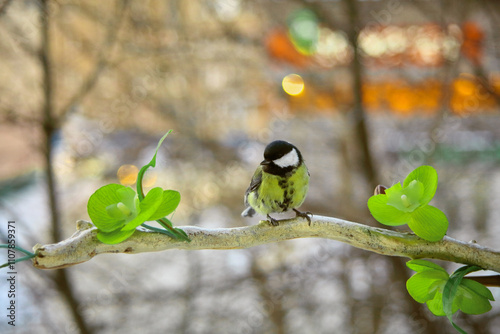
left=247, top=164, right=309, bottom=215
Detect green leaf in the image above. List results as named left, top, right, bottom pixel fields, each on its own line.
left=88, top=184, right=135, bottom=232
left=407, top=259, right=448, bottom=273
left=154, top=217, right=190, bottom=243
left=403, top=165, right=438, bottom=206
left=426, top=290, right=458, bottom=316
left=460, top=279, right=494, bottom=301
left=457, top=279, right=494, bottom=314
left=408, top=205, right=448, bottom=242
left=148, top=190, right=181, bottom=221
left=121, top=187, right=164, bottom=231
left=413, top=270, right=449, bottom=283
left=97, top=228, right=135, bottom=245
left=443, top=265, right=482, bottom=333
left=406, top=260, right=449, bottom=308
left=367, top=194, right=411, bottom=226
left=136, top=130, right=172, bottom=201
left=407, top=271, right=448, bottom=303
left=141, top=223, right=177, bottom=238
left=133, top=130, right=190, bottom=243
left=157, top=216, right=173, bottom=228
left=175, top=227, right=189, bottom=239
left=406, top=261, right=494, bottom=334
left=140, top=220, right=190, bottom=242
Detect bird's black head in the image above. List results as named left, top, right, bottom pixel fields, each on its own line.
left=261, top=140, right=303, bottom=175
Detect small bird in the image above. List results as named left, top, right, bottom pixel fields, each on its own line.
left=242, top=140, right=311, bottom=226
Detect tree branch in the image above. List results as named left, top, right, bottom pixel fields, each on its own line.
left=32, top=216, right=500, bottom=273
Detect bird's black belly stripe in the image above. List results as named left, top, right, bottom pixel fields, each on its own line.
left=274, top=177, right=294, bottom=211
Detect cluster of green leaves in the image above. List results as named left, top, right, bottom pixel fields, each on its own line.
left=368, top=165, right=448, bottom=242
left=87, top=130, right=189, bottom=244
left=407, top=260, right=494, bottom=334
left=368, top=165, right=496, bottom=333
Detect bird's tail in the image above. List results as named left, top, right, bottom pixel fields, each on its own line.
left=241, top=206, right=255, bottom=217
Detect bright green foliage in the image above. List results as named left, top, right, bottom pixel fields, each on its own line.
left=135, top=130, right=189, bottom=242
left=407, top=260, right=494, bottom=334
left=87, top=131, right=188, bottom=244
left=287, top=9, right=319, bottom=55
left=386, top=180, right=424, bottom=212
left=367, top=165, right=448, bottom=242
left=403, top=165, right=438, bottom=205
left=88, top=184, right=182, bottom=244
left=88, top=184, right=138, bottom=232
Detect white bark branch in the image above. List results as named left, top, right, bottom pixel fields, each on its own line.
left=32, top=216, right=500, bottom=272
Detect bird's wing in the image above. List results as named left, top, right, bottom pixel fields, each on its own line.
left=248, top=167, right=263, bottom=192
left=244, top=167, right=263, bottom=205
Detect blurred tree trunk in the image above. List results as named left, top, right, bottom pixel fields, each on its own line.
left=250, top=254, right=286, bottom=334
left=343, top=0, right=377, bottom=192
left=0, top=0, right=13, bottom=16
left=40, top=1, right=93, bottom=333
left=342, top=1, right=441, bottom=333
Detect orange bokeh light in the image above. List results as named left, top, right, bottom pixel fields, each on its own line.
left=117, top=164, right=139, bottom=186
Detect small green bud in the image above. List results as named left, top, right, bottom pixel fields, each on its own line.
left=106, top=203, right=127, bottom=220
left=117, top=202, right=132, bottom=217
left=401, top=194, right=410, bottom=208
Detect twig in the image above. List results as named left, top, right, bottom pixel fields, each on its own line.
left=32, top=216, right=500, bottom=273
left=58, top=0, right=129, bottom=119
left=39, top=2, right=93, bottom=333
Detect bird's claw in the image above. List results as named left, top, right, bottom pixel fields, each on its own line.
left=266, top=210, right=313, bottom=226
left=293, top=209, right=313, bottom=226
left=267, top=214, right=280, bottom=226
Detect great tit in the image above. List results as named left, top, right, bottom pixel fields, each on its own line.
left=241, top=140, right=311, bottom=226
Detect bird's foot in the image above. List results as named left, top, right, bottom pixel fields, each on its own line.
left=267, top=214, right=280, bottom=226
left=293, top=209, right=313, bottom=226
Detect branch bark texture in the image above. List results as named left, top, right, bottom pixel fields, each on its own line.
left=32, top=216, right=500, bottom=272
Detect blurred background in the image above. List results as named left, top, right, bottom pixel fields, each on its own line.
left=0, top=0, right=500, bottom=333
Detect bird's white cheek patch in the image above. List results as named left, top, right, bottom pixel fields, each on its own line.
left=274, top=149, right=299, bottom=168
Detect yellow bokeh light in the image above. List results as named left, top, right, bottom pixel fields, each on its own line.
left=117, top=164, right=139, bottom=186
left=282, top=74, right=305, bottom=96
left=453, top=77, right=476, bottom=96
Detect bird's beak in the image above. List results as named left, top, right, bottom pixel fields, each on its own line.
left=260, top=160, right=271, bottom=166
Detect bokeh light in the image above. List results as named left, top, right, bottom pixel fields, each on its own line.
left=282, top=74, right=305, bottom=96
left=453, top=77, right=476, bottom=96
left=266, top=28, right=310, bottom=67
left=358, top=24, right=462, bottom=67
left=315, top=28, right=352, bottom=67
left=287, top=9, right=319, bottom=55
left=117, top=164, right=139, bottom=186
